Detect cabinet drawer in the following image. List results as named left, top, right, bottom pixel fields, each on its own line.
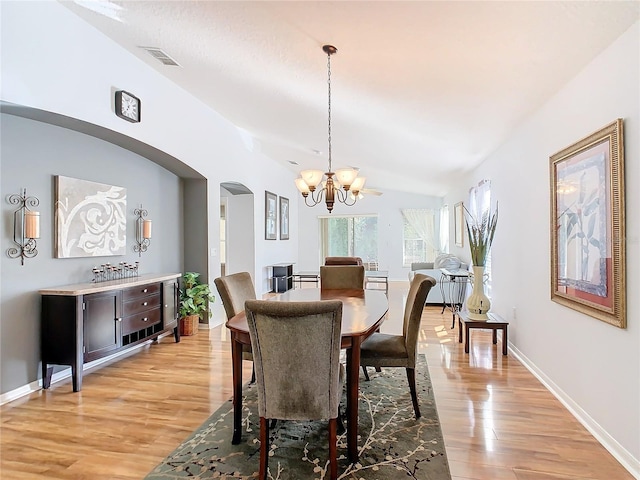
left=122, top=308, right=161, bottom=335
left=123, top=292, right=161, bottom=316
left=123, top=283, right=161, bottom=301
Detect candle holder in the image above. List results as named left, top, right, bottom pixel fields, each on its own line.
left=133, top=204, right=152, bottom=256
left=6, top=188, right=40, bottom=265
left=91, top=262, right=139, bottom=283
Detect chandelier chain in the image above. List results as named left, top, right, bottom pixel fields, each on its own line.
left=327, top=50, right=332, bottom=173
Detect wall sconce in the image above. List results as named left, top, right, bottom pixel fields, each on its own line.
left=134, top=204, right=152, bottom=256
left=7, top=188, right=40, bottom=265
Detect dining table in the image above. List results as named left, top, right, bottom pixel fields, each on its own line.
left=225, top=287, right=389, bottom=462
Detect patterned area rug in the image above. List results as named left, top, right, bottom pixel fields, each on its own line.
left=146, top=356, right=451, bottom=479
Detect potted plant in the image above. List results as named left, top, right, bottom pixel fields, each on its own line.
left=179, top=272, right=215, bottom=336
left=464, top=203, right=498, bottom=320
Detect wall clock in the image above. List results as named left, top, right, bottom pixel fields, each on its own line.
left=115, top=90, right=141, bottom=123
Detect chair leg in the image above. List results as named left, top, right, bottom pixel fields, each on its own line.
left=259, top=417, right=269, bottom=479
left=328, top=418, right=338, bottom=480
left=406, top=368, right=421, bottom=419
left=337, top=405, right=345, bottom=434
left=362, top=365, right=370, bottom=381
left=375, top=367, right=382, bottom=372
left=250, top=364, right=256, bottom=384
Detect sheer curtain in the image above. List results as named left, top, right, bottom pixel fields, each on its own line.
left=401, top=209, right=441, bottom=257
left=439, top=205, right=449, bottom=254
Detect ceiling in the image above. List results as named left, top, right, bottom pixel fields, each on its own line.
left=62, top=1, right=639, bottom=196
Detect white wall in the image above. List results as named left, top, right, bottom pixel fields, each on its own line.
left=444, top=21, right=640, bottom=474
left=296, top=188, right=443, bottom=280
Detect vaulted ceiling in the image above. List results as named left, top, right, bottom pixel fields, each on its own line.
left=62, top=1, right=639, bottom=196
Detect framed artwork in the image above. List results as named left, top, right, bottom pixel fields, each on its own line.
left=454, top=202, right=464, bottom=248
left=550, top=119, right=625, bottom=328
left=265, top=191, right=277, bottom=240
left=279, top=196, right=289, bottom=240
left=55, top=175, right=127, bottom=258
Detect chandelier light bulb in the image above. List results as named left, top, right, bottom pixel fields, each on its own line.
left=335, top=168, right=359, bottom=188
left=350, top=176, right=366, bottom=193
left=295, top=178, right=311, bottom=194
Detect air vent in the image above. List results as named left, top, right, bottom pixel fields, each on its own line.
left=139, top=47, right=181, bottom=67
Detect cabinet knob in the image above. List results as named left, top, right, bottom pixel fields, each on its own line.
left=142, top=288, right=148, bottom=293
left=116, top=317, right=122, bottom=322
left=142, top=317, right=148, bottom=322
left=142, top=302, right=148, bottom=306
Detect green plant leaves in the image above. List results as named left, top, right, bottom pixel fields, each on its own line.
left=179, top=272, right=215, bottom=319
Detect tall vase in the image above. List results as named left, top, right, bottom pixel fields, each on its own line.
left=466, top=265, right=490, bottom=320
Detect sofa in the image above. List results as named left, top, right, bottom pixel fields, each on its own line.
left=408, top=255, right=468, bottom=305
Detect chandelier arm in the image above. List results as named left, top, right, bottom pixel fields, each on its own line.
left=334, top=188, right=357, bottom=206
left=305, top=188, right=326, bottom=207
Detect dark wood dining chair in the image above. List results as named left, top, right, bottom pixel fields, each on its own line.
left=320, top=265, right=365, bottom=290
left=214, top=272, right=257, bottom=381
left=244, top=299, right=344, bottom=480
left=359, top=273, right=436, bottom=418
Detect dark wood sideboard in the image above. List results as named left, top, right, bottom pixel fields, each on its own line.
left=40, top=273, right=182, bottom=392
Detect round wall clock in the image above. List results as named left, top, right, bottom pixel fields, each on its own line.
left=115, top=90, right=141, bottom=123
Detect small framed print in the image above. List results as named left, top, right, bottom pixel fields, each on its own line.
left=265, top=191, right=277, bottom=240
left=279, top=196, right=289, bottom=240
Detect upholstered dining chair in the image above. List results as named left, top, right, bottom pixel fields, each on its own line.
left=359, top=273, right=436, bottom=419
left=214, top=272, right=257, bottom=381
left=320, top=265, right=365, bottom=290
left=324, top=256, right=363, bottom=266
left=244, top=299, right=344, bottom=480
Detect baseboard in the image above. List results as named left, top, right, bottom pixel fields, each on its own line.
left=509, top=343, right=640, bottom=479
left=0, top=334, right=170, bottom=406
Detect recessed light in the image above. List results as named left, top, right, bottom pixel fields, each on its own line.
left=288, top=161, right=299, bottom=165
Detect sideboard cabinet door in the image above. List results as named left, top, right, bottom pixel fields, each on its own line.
left=84, top=290, right=122, bottom=362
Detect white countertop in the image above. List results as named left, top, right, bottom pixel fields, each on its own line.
left=39, top=273, right=181, bottom=296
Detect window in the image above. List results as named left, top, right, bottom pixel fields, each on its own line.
left=319, top=215, right=378, bottom=264
left=401, top=209, right=439, bottom=266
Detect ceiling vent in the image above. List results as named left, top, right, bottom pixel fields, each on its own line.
left=139, top=47, right=181, bottom=67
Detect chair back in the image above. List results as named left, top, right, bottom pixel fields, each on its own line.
left=214, top=272, right=256, bottom=320
left=320, top=265, right=365, bottom=290
left=244, top=299, right=343, bottom=421
left=403, top=273, right=436, bottom=366
left=324, top=256, right=363, bottom=266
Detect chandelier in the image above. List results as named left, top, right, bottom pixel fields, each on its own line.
left=294, top=45, right=365, bottom=213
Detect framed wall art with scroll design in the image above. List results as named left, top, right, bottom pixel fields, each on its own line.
left=55, top=175, right=127, bottom=258
left=550, top=119, right=625, bottom=328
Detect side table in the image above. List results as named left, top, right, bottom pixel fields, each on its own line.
left=458, top=311, right=509, bottom=355
left=440, top=268, right=470, bottom=328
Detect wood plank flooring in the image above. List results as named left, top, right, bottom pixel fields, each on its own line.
left=0, top=282, right=632, bottom=479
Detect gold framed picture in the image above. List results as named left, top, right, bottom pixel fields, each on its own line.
left=550, top=119, right=625, bottom=328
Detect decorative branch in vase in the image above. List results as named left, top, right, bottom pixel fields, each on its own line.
left=464, top=203, right=498, bottom=320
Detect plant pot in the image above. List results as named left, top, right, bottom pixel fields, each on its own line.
left=180, top=314, right=200, bottom=336
left=466, top=265, right=490, bottom=320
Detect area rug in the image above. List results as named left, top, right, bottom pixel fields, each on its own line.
left=146, top=356, right=451, bottom=479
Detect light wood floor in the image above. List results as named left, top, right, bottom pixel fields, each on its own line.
left=0, top=282, right=632, bottom=479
